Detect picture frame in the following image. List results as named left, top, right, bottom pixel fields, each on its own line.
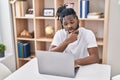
left=25, top=8, right=34, bottom=17
left=43, top=8, right=54, bottom=17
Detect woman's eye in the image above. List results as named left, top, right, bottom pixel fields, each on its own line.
left=70, top=22, right=74, bottom=24
left=63, top=23, right=67, bottom=26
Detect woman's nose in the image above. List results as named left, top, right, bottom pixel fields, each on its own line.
left=67, top=24, right=71, bottom=28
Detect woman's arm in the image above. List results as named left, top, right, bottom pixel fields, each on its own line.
left=49, top=40, right=69, bottom=52
left=75, top=47, right=99, bottom=66
left=49, top=32, right=78, bottom=52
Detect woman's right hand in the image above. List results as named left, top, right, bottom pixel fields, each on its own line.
left=65, top=31, right=78, bottom=43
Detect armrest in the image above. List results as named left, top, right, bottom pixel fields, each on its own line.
left=112, top=74, right=120, bottom=80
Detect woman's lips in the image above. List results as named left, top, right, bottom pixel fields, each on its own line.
left=68, top=30, right=74, bottom=33
left=68, top=30, right=79, bottom=34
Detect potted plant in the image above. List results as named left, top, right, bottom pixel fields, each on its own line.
left=0, top=43, right=6, bottom=57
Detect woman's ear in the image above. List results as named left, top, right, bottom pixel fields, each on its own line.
left=77, top=20, right=79, bottom=23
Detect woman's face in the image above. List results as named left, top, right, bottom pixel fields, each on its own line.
left=62, top=15, right=79, bottom=33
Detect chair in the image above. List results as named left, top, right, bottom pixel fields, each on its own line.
left=112, top=74, right=120, bottom=80
left=0, top=63, right=12, bottom=80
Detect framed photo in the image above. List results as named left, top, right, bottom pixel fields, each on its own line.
left=43, top=8, right=54, bottom=17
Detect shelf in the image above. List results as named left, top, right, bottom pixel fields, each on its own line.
left=19, top=53, right=35, bottom=61
left=19, top=57, right=32, bottom=61
left=17, top=37, right=35, bottom=41
left=36, top=38, right=53, bottom=42
left=36, top=38, right=103, bottom=45
left=11, top=0, right=109, bottom=68
left=35, top=17, right=56, bottom=19
left=97, top=38, right=103, bottom=46
left=15, top=17, right=34, bottom=19
left=79, top=18, right=104, bottom=21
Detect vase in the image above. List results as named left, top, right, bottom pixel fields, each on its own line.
left=0, top=52, right=5, bottom=57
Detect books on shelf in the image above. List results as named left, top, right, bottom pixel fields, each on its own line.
left=15, top=0, right=28, bottom=17
left=15, top=1, right=21, bottom=17
left=23, top=42, right=30, bottom=58
left=17, top=41, right=31, bottom=58
left=80, top=0, right=89, bottom=18
left=87, top=12, right=104, bottom=19
left=17, top=42, right=23, bottom=58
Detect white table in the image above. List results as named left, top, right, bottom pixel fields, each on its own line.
left=4, top=58, right=111, bottom=80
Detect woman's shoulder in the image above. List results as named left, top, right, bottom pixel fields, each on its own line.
left=56, top=29, right=66, bottom=34
left=79, top=27, right=93, bottom=34
left=54, top=29, right=66, bottom=36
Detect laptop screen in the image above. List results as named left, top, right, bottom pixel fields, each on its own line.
left=36, top=50, right=79, bottom=78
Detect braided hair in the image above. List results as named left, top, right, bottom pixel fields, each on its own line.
left=56, top=5, right=79, bottom=28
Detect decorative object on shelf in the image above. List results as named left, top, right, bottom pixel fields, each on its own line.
left=66, top=1, right=74, bottom=8
left=80, top=0, right=89, bottom=18
left=87, top=12, right=104, bottom=19
left=20, top=29, right=33, bottom=38
left=25, top=8, right=34, bottom=17
left=0, top=43, right=6, bottom=57
left=31, top=31, right=34, bottom=38
left=45, top=25, right=54, bottom=38
left=43, top=8, right=54, bottom=17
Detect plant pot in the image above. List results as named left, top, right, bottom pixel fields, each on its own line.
left=0, top=52, right=5, bottom=57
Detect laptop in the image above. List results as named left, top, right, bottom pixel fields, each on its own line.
left=36, top=50, right=79, bottom=78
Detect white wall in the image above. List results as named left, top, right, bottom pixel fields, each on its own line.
left=0, top=24, right=2, bottom=42
left=0, top=1, right=2, bottom=42
left=0, top=0, right=16, bottom=72
left=107, top=0, right=120, bottom=77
